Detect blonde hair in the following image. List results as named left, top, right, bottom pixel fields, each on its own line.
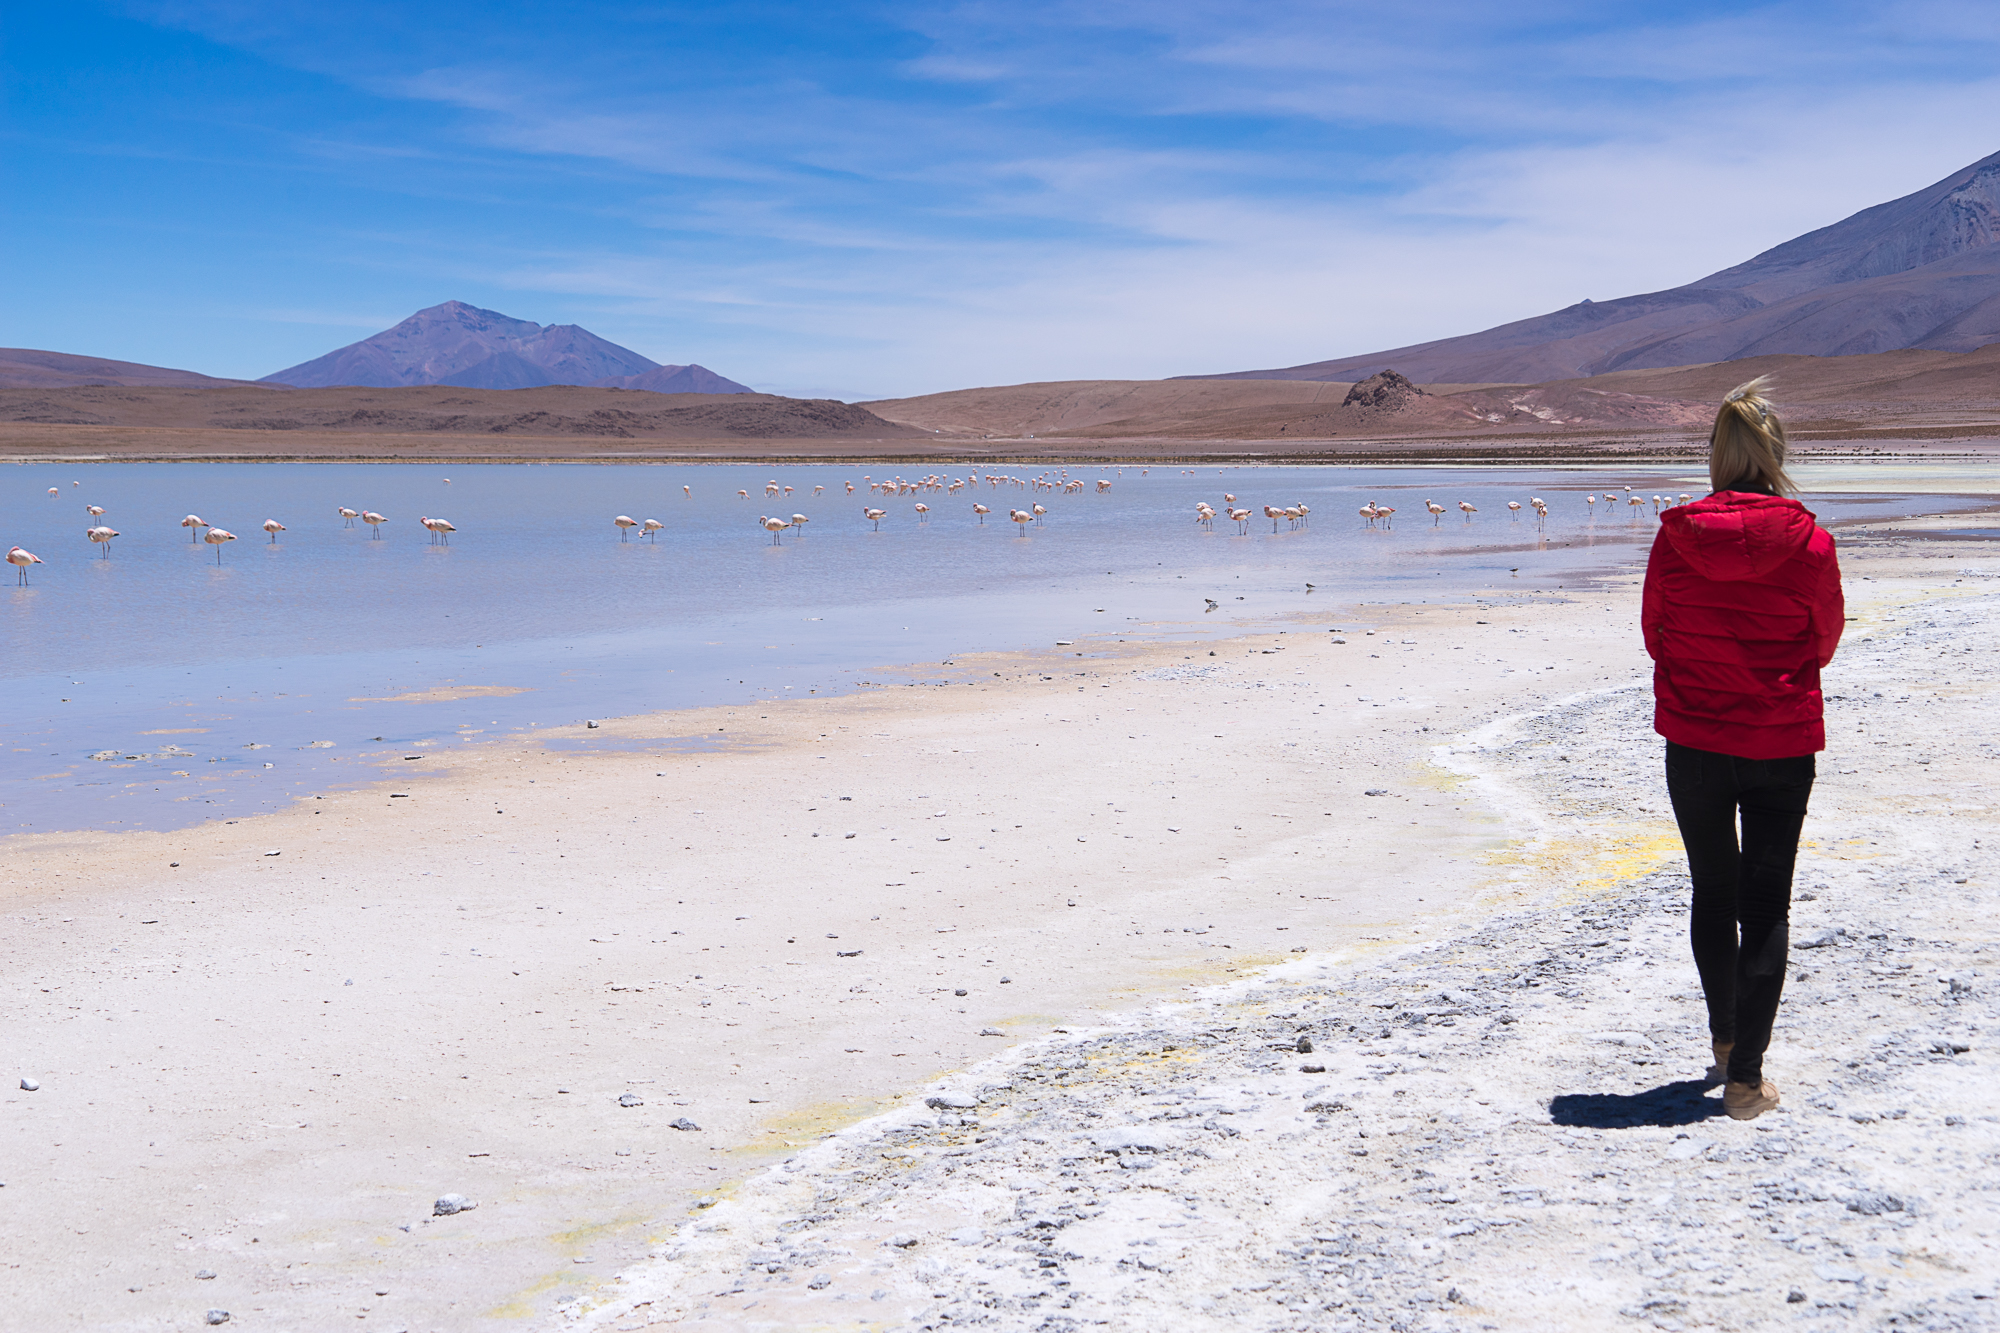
left=1708, top=376, right=1796, bottom=496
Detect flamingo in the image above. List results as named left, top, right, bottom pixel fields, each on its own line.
left=737, top=490, right=749, bottom=499
left=1507, top=501, right=1522, bottom=518
left=1628, top=494, right=1646, bottom=516
left=1295, top=502, right=1310, bottom=526
left=204, top=528, right=237, bottom=564
left=1096, top=480, right=1111, bottom=492
left=47, top=488, right=57, bottom=497
left=864, top=507, right=887, bottom=530
left=1458, top=501, right=1477, bottom=521
left=761, top=515, right=790, bottom=545
left=1425, top=500, right=1446, bottom=526
left=87, top=526, right=119, bottom=557
left=362, top=511, right=389, bottom=538
left=1585, top=494, right=1597, bottom=515
left=1223, top=493, right=1237, bottom=504
left=790, top=513, right=810, bottom=534
left=972, top=503, right=990, bottom=524
left=1375, top=505, right=1395, bottom=528
left=913, top=503, right=930, bottom=523
left=263, top=519, right=286, bottom=543
left=8, top=546, right=42, bottom=583
left=443, top=477, right=451, bottom=484
left=86, top=505, right=105, bottom=517
left=1032, top=503, right=1047, bottom=525
left=182, top=514, right=208, bottom=543
left=612, top=515, right=638, bottom=541
left=641, top=518, right=664, bottom=540
left=339, top=507, right=359, bottom=527
left=1009, top=508, right=1032, bottom=535
left=845, top=482, right=855, bottom=494
left=1229, top=507, right=1251, bottom=534
left=420, top=516, right=455, bottom=544
left=812, top=485, right=824, bottom=496
left=1360, top=502, right=1378, bottom=525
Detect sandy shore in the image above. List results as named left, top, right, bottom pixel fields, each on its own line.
left=2, top=516, right=1996, bottom=1330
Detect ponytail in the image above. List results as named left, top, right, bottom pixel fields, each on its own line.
left=1708, top=377, right=1796, bottom=496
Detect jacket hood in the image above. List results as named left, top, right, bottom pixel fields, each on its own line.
left=1660, top=491, right=1818, bottom=581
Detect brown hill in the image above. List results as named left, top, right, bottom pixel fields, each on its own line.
left=1191, top=149, right=2000, bottom=385
left=0, top=383, right=922, bottom=458
left=0, top=348, right=256, bottom=389
left=867, top=344, right=2000, bottom=442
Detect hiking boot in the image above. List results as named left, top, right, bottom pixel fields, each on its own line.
left=1707, top=1041, right=1734, bottom=1083
left=1724, top=1079, right=1780, bottom=1121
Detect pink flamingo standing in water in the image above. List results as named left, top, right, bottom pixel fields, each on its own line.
left=263, top=519, right=286, bottom=543
left=8, top=546, right=43, bottom=583
left=182, top=514, right=208, bottom=543
left=204, top=528, right=237, bottom=564
left=87, top=525, right=119, bottom=556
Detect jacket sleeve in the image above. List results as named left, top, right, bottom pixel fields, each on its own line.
left=1641, top=532, right=1668, bottom=661
left=1808, top=533, right=1845, bottom=667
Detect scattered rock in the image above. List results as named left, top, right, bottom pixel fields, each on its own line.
left=1364, top=788, right=1388, bottom=797
left=586, top=720, right=600, bottom=728
left=19, top=1078, right=38, bottom=1092
left=953, top=988, right=968, bottom=996
left=205, top=1311, right=230, bottom=1325
left=619, top=1093, right=643, bottom=1107
left=195, top=1270, right=216, bottom=1280
left=1296, top=1036, right=1314, bottom=1053
left=807, top=1274, right=831, bottom=1289
left=925, top=1094, right=980, bottom=1110
left=886, top=1234, right=918, bottom=1248
left=670, top=1117, right=701, bottom=1132
left=978, top=1027, right=1005, bottom=1036
left=836, top=949, right=863, bottom=957
left=433, top=1194, right=476, bottom=1216
left=1796, top=928, right=1841, bottom=950
left=1300, top=1064, right=1326, bottom=1073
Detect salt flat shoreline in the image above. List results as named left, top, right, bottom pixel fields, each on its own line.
left=1, top=518, right=1995, bottom=1331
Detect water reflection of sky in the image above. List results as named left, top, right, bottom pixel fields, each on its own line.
left=4, top=461, right=1991, bottom=835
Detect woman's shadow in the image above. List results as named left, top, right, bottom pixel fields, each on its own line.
left=1549, top=1077, right=1727, bottom=1128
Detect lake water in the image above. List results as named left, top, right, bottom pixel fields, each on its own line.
left=3, top=461, right=1988, bottom=835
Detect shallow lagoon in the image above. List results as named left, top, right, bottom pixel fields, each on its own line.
left=2, top=460, right=1985, bottom=834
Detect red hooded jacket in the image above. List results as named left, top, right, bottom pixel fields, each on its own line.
left=1642, top=491, right=1843, bottom=759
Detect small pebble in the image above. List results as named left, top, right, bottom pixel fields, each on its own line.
left=618, top=1093, right=643, bottom=1107
left=433, top=1193, right=476, bottom=1216
left=1296, top=1036, right=1314, bottom=1053
left=20, top=1078, right=39, bottom=1092
left=954, top=988, right=968, bottom=996
left=195, top=1270, right=216, bottom=1280
left=1364, top=788, right=1388, bottom=796
left=670, top=1117, right=701, bottom=1131
left=205, top=1312, right=230, bottom=1325
left=886, top=1234, right=918, bottom=1248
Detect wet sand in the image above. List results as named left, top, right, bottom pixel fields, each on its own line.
left=2, top=519, right=1995, bottom=1330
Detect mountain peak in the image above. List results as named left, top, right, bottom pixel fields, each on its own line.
left=261, top=303, right=751, bottom=393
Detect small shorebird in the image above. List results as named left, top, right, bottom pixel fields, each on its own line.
left=641, top=518, right=664, bottom=540
left=864, top=507, right=887, bottom=531
left=339, top=507, right=359, bottom=527
left=204, top=528, right=237, bottom=564
left=8, top=546, right=42, bottom=583
left=182, top=514, right=208, bottom=543
left=613, top=515, right=638, bottom=541
left=263, top=519, right=286, bottom=543
left=362, top=511, right=389, bottom=538
left=87, top=525, right=119, bottom=556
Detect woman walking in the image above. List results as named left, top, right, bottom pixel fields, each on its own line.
left=1642, top=378, right=1844, bottom=1121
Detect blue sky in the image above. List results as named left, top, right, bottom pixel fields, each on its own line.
left=4, top=2, right=1999, bottom=398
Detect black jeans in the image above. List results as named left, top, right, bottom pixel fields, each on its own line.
left=1664, top=741, right=1815, bottom=1085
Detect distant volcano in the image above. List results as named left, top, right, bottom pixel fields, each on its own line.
left=260, top=301, right=753, bottom=393
left=1188, top=148, right=2000, bottom=384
